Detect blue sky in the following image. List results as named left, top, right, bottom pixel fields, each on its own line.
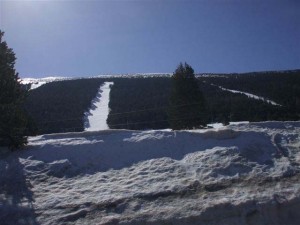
left=1, top=0, right=300, bottom=78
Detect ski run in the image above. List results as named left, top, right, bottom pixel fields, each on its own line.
left=84, top=82, right=114, bottom=131
left=210, top=83, right=281, bottom=106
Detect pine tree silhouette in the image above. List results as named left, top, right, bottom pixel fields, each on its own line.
left=0, top=30, right=28, bottom=149
left=168, top=62, right=206, bottom=129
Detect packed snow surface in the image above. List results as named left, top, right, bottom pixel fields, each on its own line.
left=1, top=122, right=300, bottom=225
left=84, top=82, right=114, bottom=131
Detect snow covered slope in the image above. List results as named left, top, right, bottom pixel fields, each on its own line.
left=84, top=82, right=114, bottom=131
left=0, top=122, right=300, bottom=225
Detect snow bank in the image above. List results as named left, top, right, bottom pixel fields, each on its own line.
left=84, top=82, right=114, bottom=131
left=207, top=122, right=249, bottom=129
left=0, top=121, right=299, bottom=225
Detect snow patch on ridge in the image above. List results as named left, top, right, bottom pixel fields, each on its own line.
left=84, top=82, right=114, bottom=131
left=21, top=77, right=71, bottom=90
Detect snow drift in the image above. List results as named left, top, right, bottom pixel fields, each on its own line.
left=0, top=121, right=299, bottom=225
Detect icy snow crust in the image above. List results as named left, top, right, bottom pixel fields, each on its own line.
left=84, top=82, right=114, bottom=131
left=1, top=122, right=300, bottom=224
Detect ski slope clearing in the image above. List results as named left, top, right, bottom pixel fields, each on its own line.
left=1, top=122, right=300, bottom=224
left=211, top=83, right=282, bottom=106
left=84, top=82, right=114, bottom=131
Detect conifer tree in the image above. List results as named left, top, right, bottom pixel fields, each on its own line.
left=0, top=30, right=28, bottom=149
left=168, top=62, right=206, bottom=129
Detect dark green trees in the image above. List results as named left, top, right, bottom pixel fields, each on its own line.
left=0, top=30, right=28, bottom=149
left=168, top=62, right=206, bottom=129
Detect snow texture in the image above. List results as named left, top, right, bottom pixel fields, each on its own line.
left=0, top=121, right=300, bottom=225
left=84, top=82, right=114, bottom=131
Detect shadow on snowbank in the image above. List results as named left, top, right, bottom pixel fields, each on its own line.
left=0, top=155, right=39, bottom=225
left=16, top=128, right=280, bottom=177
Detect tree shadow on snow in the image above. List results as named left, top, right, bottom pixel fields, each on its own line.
left=0, top=155, right=40, bottom=225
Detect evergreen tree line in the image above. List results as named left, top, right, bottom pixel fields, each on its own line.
left=24, top=79, right=106, bottom=134
left=19, top=67, right=300, bottom=134
left=107, top=77, right=171, bottom=130
left=106, top=77, right=298, bottom=130
left=0, top=31, right=29, bottom=149
left=199, top=71, right=300, bottom=115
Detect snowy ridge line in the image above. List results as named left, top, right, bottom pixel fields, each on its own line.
left=21, top=74, right=173, bottom=90
left=21, top=73, right=173, bottom=80
left=211, top=83, right=282, bottom=106
left=20, top=74, right=170, bottom=90
left=20, top=76, right=74, bottom=90
left=90, top=73, right=172, bottom=78
left=20, top=73, right=235, bottom=90
left=20, top=69, right=300, bottom=86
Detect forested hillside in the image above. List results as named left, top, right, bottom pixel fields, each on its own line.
left=24, top=70, right=300, bottom=134
left=107, top=77, right=171, bottom=129
left=197, top=81, right=295, bottom=123
left=25, top=79, right=105, bottom=134
left=106, top=76, right=297, bottom=130
left=199, top=70, right=300, bottom=114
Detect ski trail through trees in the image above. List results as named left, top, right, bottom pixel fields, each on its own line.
left=210, top=83, right=282, bottom=106
left=84, top=82, right=114, bottom=131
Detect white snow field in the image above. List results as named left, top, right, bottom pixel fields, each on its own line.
left=84, top=82, right=114, bottom=131
left=1, top=122, right=300, bottom=225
